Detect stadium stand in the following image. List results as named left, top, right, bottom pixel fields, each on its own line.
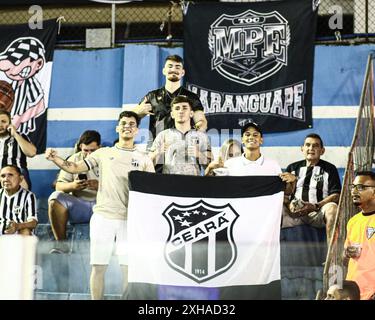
left=29, top=44, right=371, bottom=299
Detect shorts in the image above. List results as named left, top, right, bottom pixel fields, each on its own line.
left=48, top=191, right=95, bottom=224
left=89, top=213, right=128, bottom=266
left=282, top=202, right=337, bottom=229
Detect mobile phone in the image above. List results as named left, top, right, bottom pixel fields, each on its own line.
left=78, top=173, right=87, bottom=180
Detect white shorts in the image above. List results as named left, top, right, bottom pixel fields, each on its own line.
left=89, top=213, right=128, bottom=266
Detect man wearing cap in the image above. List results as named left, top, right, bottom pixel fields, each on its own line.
left=0, top=37, right=46, bottom=135
left=224, top=122, right=283, bottom=176
left=205, top=122, right=295, bottom=188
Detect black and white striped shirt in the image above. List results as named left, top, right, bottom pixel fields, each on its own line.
left=286, top=159, right=341, bottom=204
left=0, top=134, right=29, bottom=169
left=0, top=187, right=37, bottom=235
left=11, top=78, right=43, bottom=135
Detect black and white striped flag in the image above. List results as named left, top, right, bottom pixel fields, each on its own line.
left=126, top=172, right=284, bottom=300
left=0, top=20, right=58, bottom=154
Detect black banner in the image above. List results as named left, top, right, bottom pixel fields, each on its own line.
left=0, top=19, right=58, bottom=154
left=0, top=0, right=144, bottom=5
left=184, top=0, right=318, bottom=133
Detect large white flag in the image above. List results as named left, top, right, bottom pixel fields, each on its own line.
left=127, top=172, right=284, bottom=300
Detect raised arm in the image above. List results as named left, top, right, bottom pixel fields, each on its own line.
left=8, top=125, right=37, bottom=157
left=133, top=97, right=154, bottom=119
left=45, top=148, right=90, bottom=174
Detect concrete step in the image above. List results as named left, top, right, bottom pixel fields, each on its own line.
left=33, top=223, right=325, bottom=300
left=35, top=292, right=122, bottom=300
left=281, top=266, right=323, bottom=300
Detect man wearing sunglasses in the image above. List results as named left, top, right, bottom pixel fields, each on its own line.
left=344, top=171, right=375, bottom=300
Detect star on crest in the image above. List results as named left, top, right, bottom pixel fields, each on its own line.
left=173, top=215, right=183, bottom=221
left=179, top=220, right=192, bottom=227
left=182, top=211, right=192, bottom=217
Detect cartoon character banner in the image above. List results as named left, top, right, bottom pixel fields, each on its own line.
left=183, top=0, right=318, bottom=133
left=126, top=171, right=283, bottom=300
left=0, top=19, right=58, bottom=153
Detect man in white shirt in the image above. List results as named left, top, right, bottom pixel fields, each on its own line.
left=45, top=111, right=155, bottom=300
left=224, top=122, right=282, bottom=176
left=205, top=121, right=295, bottom=188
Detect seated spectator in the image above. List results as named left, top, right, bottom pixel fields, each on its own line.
left=343, top=171, right=375, bottom=300
left=149, top=95, right=212, bottom=176
left=0, top=165, right=37, bottom=235
left=0, top=110, right=36, bottom=190
left=205, top=138, right=243, bottom=176
left=48, top=130, right=101, bottom=254
left=282, top=133, right=341, bottom=243
left=325, top=280, right=360, bottom=300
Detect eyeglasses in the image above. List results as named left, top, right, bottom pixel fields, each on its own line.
left=349, top=184, right=375, bottom=191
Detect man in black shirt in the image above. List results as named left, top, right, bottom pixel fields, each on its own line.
left=134, top=55, right=207, bottom=145
left=283, top=133, right=341, bottom=242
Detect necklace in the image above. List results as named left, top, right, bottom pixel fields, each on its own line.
left=165, top=86, right=182, bottom=100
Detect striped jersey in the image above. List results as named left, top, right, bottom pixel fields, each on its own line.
left=11, top=78, right=44, bottom=135
left=286, top=159, right=341, bottom=204
left=0, top=134, right=29, bottom=169
left=0, top=187, right=37, bottom=235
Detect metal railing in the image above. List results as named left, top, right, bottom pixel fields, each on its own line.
left=0, top=1, right=374, bottom=46
left=321, top=52, right=375, bottom=299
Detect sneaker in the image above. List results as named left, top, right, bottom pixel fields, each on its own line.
left=49, top=241, right=70, bottom=254
left=49, top=247, right=69, bottom=254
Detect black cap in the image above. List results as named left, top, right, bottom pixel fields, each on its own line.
left=241, top=121, right=263, bottom=137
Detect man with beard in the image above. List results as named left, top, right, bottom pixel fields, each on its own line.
left=0, top=110, right=36, bottom=190
left=45, top=111, right=155, bottom=300
left=344, top=171, right=375, bottom=300
left=134, top=55, right=207, bottom=167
